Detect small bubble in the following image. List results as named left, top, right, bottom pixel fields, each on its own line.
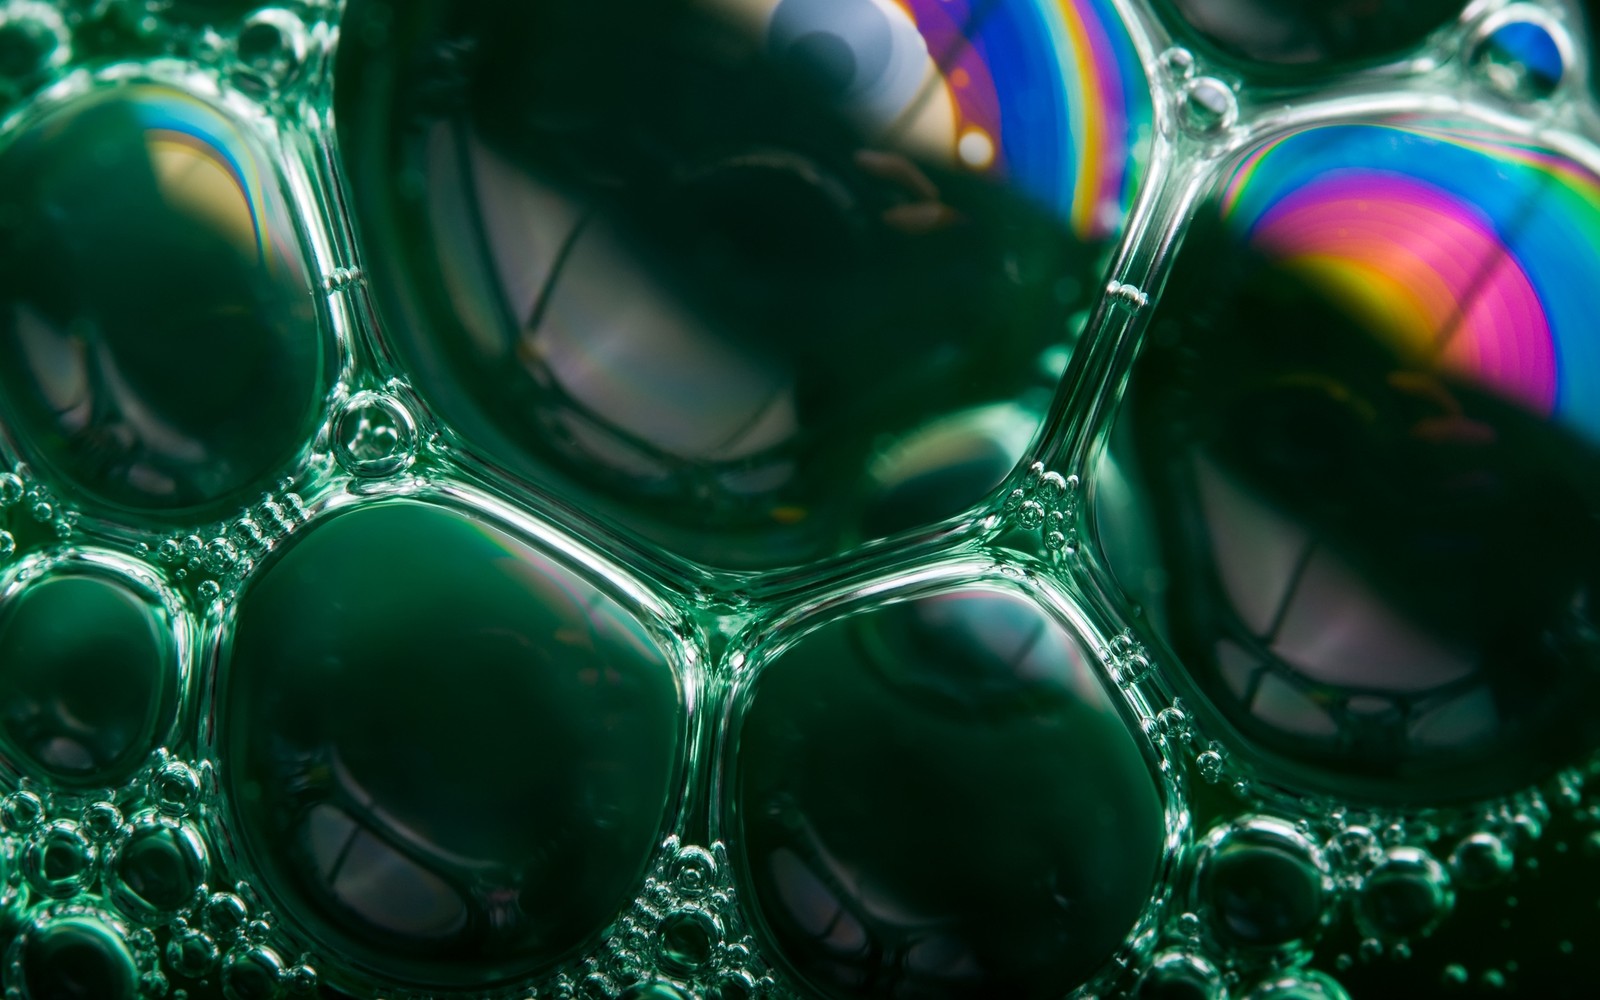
left=156, top=539, right=184, bottom=565
left=657, top=908, right=720, bottom=974
left=81, top=800, right=123, bottom=841
left=1036, top=471, right=1069, bottom=503
left=0, top=530, right=14, bottom=559
left=1197, top=749, right=1225, bottom=783
left=204, top=892, right=250, bottom=938
left=152, top=759, right=201, bottom=815
left=1022, top=462, right=1044, bottom=491
left=1470, top=15, right=1566, bottom=102
left=1482, top=968, right=1507, bottom=990
left=23, top=819, right=97, bottom=897
left=234, top=8, right=308, bottom=92
left=670, top=845, right=719, bottom=896
left=1358, top=937, right=1383, bottom=962
left=1, top=788, right=44, bottom=831
left=334, top=393, right=416, bottom=477
left=1160, top=46, right=1196, bottom=80
left=0, top=6, right=69, bottom=81
left=1181, top=77, right=1237, bottom=134
left=1177, top=911, right=1202, bottom=938
left=222, top=943, right=285, bottom=1000
left=0, top=471, right=23, bottom=506
left=29, top=500, right=53, bottom=522
left=1003, top=488, right=1027, bottom=512
left=1157, top=707, right=1190, bottom=741
left=1017, top=500, right=1045, bottom=529
left=1442, top=963, right=1469, bottom=987
left=284, top=962, right=317, bottom=994
left=1044, top=531, right=1067, bottom=550
left=197, top=580, right=222, bottom=604
left=1136, top=949, right=1221, bottom=999
left=167, top=928, right=218, bottom=978
left=1355, top=847, right=1453, bottom=941
left=1451, top=831, right=1514, bottom=889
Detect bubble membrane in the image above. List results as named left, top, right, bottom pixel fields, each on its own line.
left=333, top=0, right=1152, bottom=569
left=1099, top=116, right=1600, bottom=801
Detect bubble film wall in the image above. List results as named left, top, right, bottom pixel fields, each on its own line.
left=0, top=1, right=1596, bottom=998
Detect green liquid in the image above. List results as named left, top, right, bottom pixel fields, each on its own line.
left=732, top=588, right=1164, bottom=998
left=219, top=500, right=683, bottom=988
left=0, top=572, right=175, bottom=788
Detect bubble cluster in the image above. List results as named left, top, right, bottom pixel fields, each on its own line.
left=0, top=0, right=1591, bottom=998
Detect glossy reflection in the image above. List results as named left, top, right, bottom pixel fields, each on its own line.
left=1157, top=0, right=1465, bottom=72
left=1100, top=120, right=1600, bottom=799
left=334, top=0, right=1150, bottom=568
left=0, top=572, right=177, bottom=788
left=732, top=587, right=1163, bottom=999
left=0, top=85, right=323, bottom=515
left=219, top=501, right=682, bottom=988
left=15, top=915, right=139, bottom=1000
left=108, top=816, right=209, bottom=923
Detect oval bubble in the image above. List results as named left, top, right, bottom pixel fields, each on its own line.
left=1193, top=817, right=1328, bottom=950
left=11, top=912, right=139, bottom=1000
left=0, top=568, right=179, bottom=788
left=732, top=585, right=1163, bottom=998
left=333, top=0, right=1152, bottom=568
left=1099, top=117, right=1600, bottom=800
left=0, top=84, right=324, bottom=515
left=219, top=500, right=683, bottom=989
left=1155, top=0, right=1464, bottom=73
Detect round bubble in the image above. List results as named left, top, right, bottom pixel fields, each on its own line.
left=1354, top=846, right=1453, bottom=940
left=332, top=0, right=1151, bottom=568
left=0, top=569, right=179, bottom=788
left=1194, top=817, right=1328, bottom=949
left=108, top=814, right=209, bottom=923
left=1136, top=949, right=1223, bottom=1000
left=219, top=500, right=683, bottom=989
left=1157, top=0, right=1465, bottom=73
left=732, top=584, right=1163, bottom=998
left=11, top=912, right=139, bottom=1000
left=0, top=85, right=324, bottom=515
left=1098, top=116, right=1600, bottom=800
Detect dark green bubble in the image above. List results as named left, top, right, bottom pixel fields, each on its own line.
left=1156, top=0, right=1466, bottom=74
left=17, top=916, right=139, bottom=1000
left=0, top=573, right=176, bottom=788
left=1200, top=838, right=1322, bottom=948
left=220, top=500, right=682, bottom=988
left=1102, top=201, right=1600, bottom=801
left=657, top=908, right=718, bottom=974
left=732, top=588, right=1163, bottom=999
left=110, top=818, right=209, bottom=921
left=334, top=0, right=1089, bottom=569
left=0, top=85, right=324, bottom=516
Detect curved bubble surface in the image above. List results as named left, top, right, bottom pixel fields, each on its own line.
left=0, top=84, right=323, bottom=516
left=218, top=500, right=684, bottom=989
left=731, top=585, right=1164, bottom=998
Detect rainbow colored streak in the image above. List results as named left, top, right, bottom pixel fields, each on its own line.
left=127, top=85, right=300, bottom=277
left=901, top=0, right=1151, bottom=241
left=1219, top=121, right=1600, bottom=437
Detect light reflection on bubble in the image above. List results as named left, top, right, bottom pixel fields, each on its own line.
left=1099, top=117, right=1600, bottom=800
left=0, top=84, right=323, bottom=514
left=336, top=0, right=1151, bottom=568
